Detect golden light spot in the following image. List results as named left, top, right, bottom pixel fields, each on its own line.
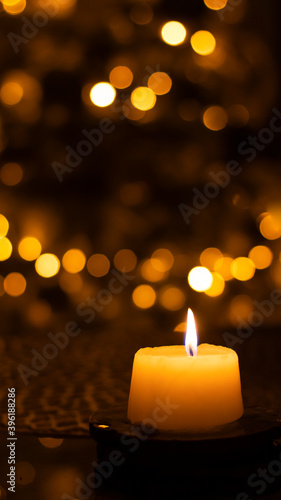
left=123, top=99, right=145, bottom=121
left=141, top=259, right=166, bottom=282
left=204, top=272, right=225, bottom=297
left=158, top=286, right=185, bottom=311
left=214, top=256, right=234, bottom=281
left=131, top=87, right=156, bottom=111
left=230, top=295, right=253, bottom=324
left=231, top=257, right=255, bottom=281
left=62, top=249, right=86, bottom=274
left=0, top=215, right=9, bottom=238
left=35, top=254, right=60, bottom=278
left=59, top=271, right=83, bottom=294
left=203, top=106, right=228, bottom=131
left=227, top=104, right=249, bottom=127
left=151, top=249, right=174, bottom=272
left=188, top=266, right=213, bottom=292
left=248, top=245, right=273, bottom=270
left=190, top=30, right=216, bottom=55
left=3, top=0, right=26, bottom=15
left=38, top=437, right=63, bottom=448
left=114, top=249, right=137, bottom=272
left=204, top=0, right=227, bottom=10
left=270, top=261, right=281, bottom=286
left=27, top=300, right=51, bottom=327
left=130, top=2, right=153, bottom=25
left=0, top=238, right=12, bottom=261
left=132, top=284, right=156, bottom=309
left=173, top=321, right=186, bottom=332
left=18, top=236, right=42, bottom=261
left=0, top=81, right=23, bottom=105
left=259, top=213, right=281, bottom=240
left=109, top=66, right=133, bottom=89
left=161, top=21, right=187, bottom=46
left=200, top=247, right=223, bottom=270
left=90, top=82, right=116, bottom=107
left=147, top=72, right=172, bottom=96
left=15, top=462, right=35, bottom=485
left=0, top=162, right=23, bottom=186
left=87, top=254, right=110, bottom=277
left=4, top=272, right=26, bottom=297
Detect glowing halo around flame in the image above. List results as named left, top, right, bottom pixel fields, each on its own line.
left=185, top=308, right=198, bottom=357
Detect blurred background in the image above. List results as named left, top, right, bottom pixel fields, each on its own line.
left=0, top=0, right=281, bottom=498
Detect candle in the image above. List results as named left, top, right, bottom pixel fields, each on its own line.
left=127, top=309, right=244, bottom=431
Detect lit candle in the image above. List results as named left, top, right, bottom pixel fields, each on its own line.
left=127, top=309, right=244, bottom=431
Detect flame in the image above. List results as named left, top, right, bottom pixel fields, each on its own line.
left=185, top=308, right=198, bottom=356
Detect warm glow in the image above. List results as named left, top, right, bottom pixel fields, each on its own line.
left=59, top=272, right=83, bottom=294
left=227, top=104, right=249, bottom=127
left=120, top=181, right=146, bottom=205
left=0, top=81, right=24, bottom=104
left=259, top=213, right=281, bottom=240
left=27, top=300, right=51, bottom=327
left=38, top=438, right=63, bottom=448
left=113, top=249, right=137, bottom=272
left=188, top=266, right=213, bottom=292
left=0, top=214, right=9, bottom=238
left=231, top=257, right=255, bottom=281
left=204, top=272, right=225, bottom=297
left=203, top=106, right=228, bottom=131
left=161, top=21, right=187, bottom=46
left=131, top=87, right=156, bottom=111
left=190, top=30, right=216, bottom=55
left=151, top=248, right=174, bottom=272
left=3, top=0, right=26, bottom=15
left=87, top=253, right=110, bottom=277
left=204, top=0, right=228, bottom=10
left=130, top=2, right=153, bottom=25
left=4, top=272, right=26, bottom=297
left=185, top=309, right=197, bottom=356
left=62, top=248, right=86, bottom=273
left=214, top=256, right=234, bottom=281
left=141, top=259, right=166, bottom=282
left=0, top=162, right=23, bottom=186
left=132, top=284, right=156, bottom=309
left=18, top=237, right=42, bottom=261
left=230, top=295, right=253, bottom=324
left=158, top=286, right=185, bottom=311
left=109, top=66, right=133, bottom=89
left=15, top=462, right=35, bottom=486
left=147, top=72, right=172, bottom=96
left=200, top=247, right=223, bottom=270
left=248, top=245, right=273, bottom=270
left=123, top=100, right=146, bottom=121
left=35, top=253, right=60, bottom=278
left=90, top=82, right=116, bottom=107
left=0, top=237, right=12, bottom=261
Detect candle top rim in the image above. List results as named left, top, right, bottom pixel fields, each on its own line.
left=134, top=343, right=238, bottom=359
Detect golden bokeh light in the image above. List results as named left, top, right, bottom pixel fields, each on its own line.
left=204, top=272, right=225, bottom=297
left=248, top=245, right=273, bottom=270
left=151, top=248, right=174, bottom=272
left=113, top=249, right=137, bottom=272
left=131, top=87, right=156, bottom=111
left=132, top=284, right=156, bottom=309
left=0, top=162, right=23, bottom=186
left=0, top=81, right=23, bottom=105
left=0, top=237, right=12, bottom=261
left=35, top=254, right=60, bottom=278
left=90, top=82, right=116, bottom=107
left=123, top=99, right=146, bottom=121
left=173, top=321, right=186, bottom=332
left=200, top=247, right=223, bottom=270
left=230, top=295, right=254, bottom=324
left=87, top=253, right=110, bottom=277
left=227, top=104, right=249, bottom=127
left=188, top=266, right=213, bottom=292
left=231, top=257, right=255, bottom=281
left=259, top=213, right=281, bottom=240
left=15, top=462, right=35, bottom=485
left=59, top=271, right=83, bottom=294
left=62, top=248, right=86, bottom=274
left=203, top=106, right=228, bottom=131
left=109, top=66, right=133, bottom=89
left=0, top=215, right=9, bottom=238
left=141, top=259, right=166, bottom=282
left=27, top=300, right=52, bottom=327
left=130, top=2, right=153, bottom=25
left=4, top=272, right=26, bottom=297
left=161, top=21, right=187, bottom=46
left=214, top=256, right=234, bottom=281
left=204, top=0, right=227, bottom=10
left=38, top=437, right=64, bottom=448
left=18, top=236, right=42, bottom=261
left=3, top=0, right=26, bottom=15
left=147, top=72, right=172, bottom=96
left=158, top=286, right=185, bottom=311
left=190, top=30, right=216, bottom=55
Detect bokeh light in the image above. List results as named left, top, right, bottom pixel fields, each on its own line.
left=87, top=254, right=110, bottom=277
left=131, top=87, right=156, bottom=111
left=230, top=294, right=254, bottom=325
left=190, top=30, right=216, bottom=55
left=3, top=0, right=26, bottom=15
left=0, top=81, right=23, bottom=105
left=0, top=275, right=5, bottom=297
left=130, top=2, right=153, bottom=25
left=0, top=238, right=12, bottom=261
left=132, top=284, right=156, bottom=309
left=158, top=286, right=185, bottom=310
left=214, top=256, right=234, bottom=281
left=113, top=249, right=137, bottom=272
left=151, top=248, right=174, bottom=272
left=188, top=266, right=213, bottom=292
left=141, top=259, right=166, bottom=282
left=227, top=104, right=249, bottom=127
left=248, top=245, right=273, bottom=270
left=18, top=237, right=42, bottom=261
left=147, top=72, right=172, bottom=95
left=231, top=257, right=255, bottom=281
left=259, top=213, right=281, bottom=240
left=15, top=461, right=35, bottom=485
left=161, top=21, right=187, bottom=46
left=90, top=82, right=116, bottom=107
left=38, top=437, right=64, bottom=448
left=35, top=254, right=60, bottom=278
left=0, top=162, right=23, bottom=186
left=109, top=66, right=133, bottom=89
left=203, top=106, right=228, bottom=131
left=62, top=249, right=86, bottom=273
left=200, top=247, right=223, bottom=270
left=204, top=272, right=225, bottom=297
left=27, top=300, right=52, bottom=327
left=59, top=272, right=83, bottom=294
left=0, top=215, right=9, bottom=238
left=4, top=272, right=26, bottom=297
left=204, top=0, right=227, bottom=10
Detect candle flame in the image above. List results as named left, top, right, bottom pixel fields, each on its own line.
left=185, top=308, right=198, bottom=356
